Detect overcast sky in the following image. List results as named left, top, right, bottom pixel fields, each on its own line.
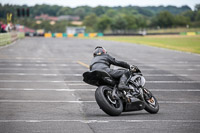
left=0, top=0, right=199, bottom=9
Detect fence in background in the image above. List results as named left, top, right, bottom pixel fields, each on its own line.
left=180, top=32, right=200, bottom=35
left=0, top=32, right=25, bottom=46
left=44, top=33, right=103, bottom=38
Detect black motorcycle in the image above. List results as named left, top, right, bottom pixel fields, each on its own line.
left=83, top=67, right=159, bottom=116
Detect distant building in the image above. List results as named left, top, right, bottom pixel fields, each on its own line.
left=35, top=14, right=58, bottom=21
left=70, top=21, right=83, bottom=26
left=66, top=27, right=85, bottom=34
left=35, top=14, right=80, bottom=21
left=16, top=25, right=35, bottom=33
left=58, top=15, right=80, bottom=21
left=16, top=24, right=36, bottom=36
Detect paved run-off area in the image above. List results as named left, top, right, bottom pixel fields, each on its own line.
left=0, top=37, right=199, bottom=133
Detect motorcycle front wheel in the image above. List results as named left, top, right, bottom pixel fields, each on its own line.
left=95, top=86, right=123, bottom=116
left=143, top=88, right=159, bottom=114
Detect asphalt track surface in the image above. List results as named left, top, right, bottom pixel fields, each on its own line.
left=0, top=37, right=200, bottom=133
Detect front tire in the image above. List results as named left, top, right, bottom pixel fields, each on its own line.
left=95, top=86, right=123, bottom=116
left=143, top=88, right=159, bottom=114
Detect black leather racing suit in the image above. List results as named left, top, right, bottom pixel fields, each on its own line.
left=90, top=54, right=130, bottom=79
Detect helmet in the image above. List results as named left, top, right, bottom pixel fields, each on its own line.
left=93, top=46, right=107, bottom=57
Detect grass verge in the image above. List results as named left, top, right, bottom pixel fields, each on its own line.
left=98, top=35, right=200, bottom=54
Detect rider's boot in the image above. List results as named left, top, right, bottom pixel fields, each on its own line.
left=118, top=74, right=131, bottom=91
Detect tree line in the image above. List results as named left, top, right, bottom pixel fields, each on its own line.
left=0, top=4, right=200, bottom=33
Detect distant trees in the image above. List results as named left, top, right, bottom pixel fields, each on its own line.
left=152, top=11, right=175, bottom=28
left=195, top=4, right=200, bottom=21
left=182, top=11, right=196, bottom=22
left=195, top=4, right=200, bottom=11
left=196, top=11, right=200, bottom=21
left=32, top=4, right=61, bottom=16
left=56, top=7, right=72, bottom=16
left=174, top=15, right=190, bottom=26
left=83, top=13, right=98, bottom=32
left=93, top=6, right=107, bottom=16
left=151, top=11, right=194, bottom=28
left=96, top=16, right=111, bottom=32
left=123, top=14, right=138, bottom=30
left=95, top=14, right=147, bottom=33
left=0, top=3, right=200, bottom=33
left=105, top=9, right=118, bottom=18
left=73, top=7, right=86, bottom=19
left=111, top=16, right=127, bottom=31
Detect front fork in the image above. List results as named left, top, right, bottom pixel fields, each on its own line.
left=111, top=85, right=120, bottom=100
left=132, top=87, right=152, bottom=102
left=136, top=87, right=144, bottom=101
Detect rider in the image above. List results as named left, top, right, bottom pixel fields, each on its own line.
left=90, top=46, right=136, bottom=91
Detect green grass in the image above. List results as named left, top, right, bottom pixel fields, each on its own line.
left=98, top=35, right=200, bottom=54
left=146, top=27, right=200, bottom=33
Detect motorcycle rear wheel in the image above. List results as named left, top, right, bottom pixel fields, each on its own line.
left=95, top=86, right=123, bottom=116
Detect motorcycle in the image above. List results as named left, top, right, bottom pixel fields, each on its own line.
left=83, top=66, right=159, bottom=116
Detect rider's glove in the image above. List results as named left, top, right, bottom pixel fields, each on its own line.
left=130, top=65, right=138, bottom=72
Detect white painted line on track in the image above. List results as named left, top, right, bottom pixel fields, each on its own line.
left=147, top=81, right=200, bottom=83
left=0, top=68, right=200, bottom=71
left=0, top=62, right=199, bottom=67
left=0, top=73, right=82, bottom=76
left=142, top=69, right=200, bottom=71
left=0, top=64, right=80, bottom=67
left=149, top=89, right=200, bottom=92
left=145, top=74, right=200, bottom=77
left=1, top=63, right=200, bottom=67
left=0, top=61, right=197, bottom=64
left=1, top=73, right=200, bottom=77
left=0, top=68, right=85, bottom=70
left=0, top=80, right=199, bottom=83
left=0, top=100, right=93, bottom=103
left=0, top=57, right=89, bottom=61
left=0, top=88, right=200, bottom=92
left=0, top=119, right=199, bottom=123
left=0, top=80, right=82, bottom=83
left=0, top=61, right=78, bottom=64
left=0, top=88, right=78, bottom=91
left=0, top=100, right=199, bottom=104
left=137, top=64, right=200, bottom=67
left=0, top=59, right=199, bottom=64
left=159, top=101, right=200, bottom=104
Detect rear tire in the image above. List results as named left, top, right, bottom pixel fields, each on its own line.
left=95, top=86, right=123, bottom=116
